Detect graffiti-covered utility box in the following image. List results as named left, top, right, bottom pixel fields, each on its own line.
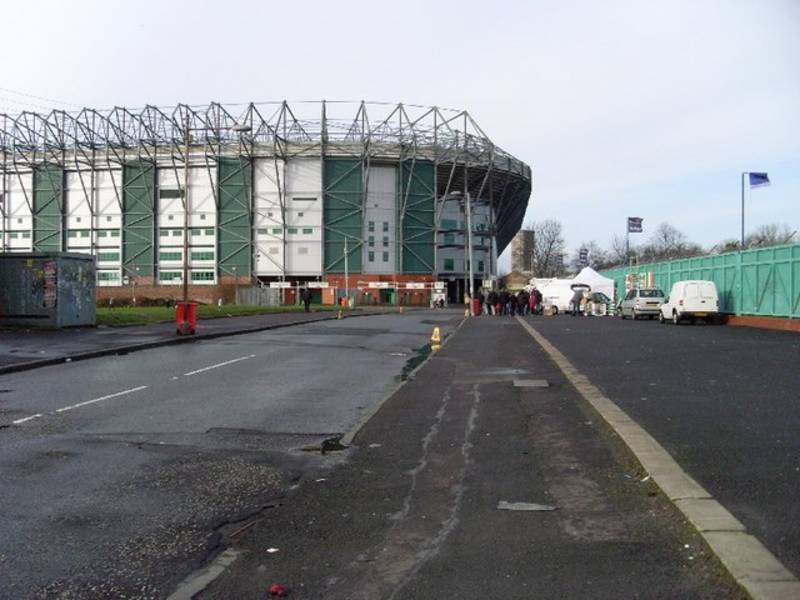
left=0, top=253, right=96, bottom=328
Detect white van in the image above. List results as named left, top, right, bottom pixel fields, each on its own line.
left=659, top=280, right=719, bottom=324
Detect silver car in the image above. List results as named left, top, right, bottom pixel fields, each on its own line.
left=619, top=288, right=665, bottom=320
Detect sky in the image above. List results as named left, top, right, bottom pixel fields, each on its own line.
left=1, top=0, right=798, bottom=267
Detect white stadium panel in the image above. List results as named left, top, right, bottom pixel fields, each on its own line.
left=95, top=169, right=122, bottom=229
left=363, top=165, right=396, bottom=275
left=5, top=172, right=33, bottom=251
left=157, top=167, right=217, bottom=230
left=255, top=241, right=284, bottom=276
left=253, top=158, right=284, bottom=230
left=285, top=159, right=322, bottom=275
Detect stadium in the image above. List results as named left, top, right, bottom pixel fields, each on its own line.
left=0, top=101, right=532, bottom=305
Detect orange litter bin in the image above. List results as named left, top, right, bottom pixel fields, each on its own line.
left=175, top=301, right=198, bottom=335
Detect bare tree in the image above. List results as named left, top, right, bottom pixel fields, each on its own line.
left=607, top=234, right=629, bottom=266
left=640, top=222, right=702, bottom=262
left=531, top=220, right=567, bottom=277
left=746, top=223, right=797, bottom=248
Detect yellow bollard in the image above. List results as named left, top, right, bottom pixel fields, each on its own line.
left=430, top=326, right=441, bottom=345
left=399, top=306, right=404, bottom=314
left=464, top=308, right=470, bottom=318
left=337, top=309, right=343, bottom=320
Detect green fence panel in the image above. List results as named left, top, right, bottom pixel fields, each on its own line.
left=601, top=242, right=800, bottom=318
left=122, top=162, right=155, bottom=277
left=324, top=158, right=363, bottom=273
left=217, top=157, right=252, bottom=277
left=400, top=160, right=435, bottom=273
left=32, top=165, right=63, bottom=251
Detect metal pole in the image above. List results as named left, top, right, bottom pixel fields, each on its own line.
left=466, top=192, right=474, bottom=304
left=741, top=172, right=747, bottom=248
left=344, top=236, right=349, bottom=305
left=625, top=218, right=630, bottom=265
left=182, top=113, right=190, bottom=309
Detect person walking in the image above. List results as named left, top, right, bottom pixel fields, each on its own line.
left=528, top=289, right=537, bottom=315
left=517, top=290, right=528, bottom=316
left=570, top=288, right=583, bottom=317
left=487, top=289, right=497, bottom=316
left=302, top=287, right=312, bottom=312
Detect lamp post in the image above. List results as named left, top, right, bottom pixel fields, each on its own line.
left=232, top=266, right=238, bottom=304
left=177, top=119, right=251, bottom=335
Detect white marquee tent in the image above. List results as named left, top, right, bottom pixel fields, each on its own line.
left=571, top=267, right=616, bottom=301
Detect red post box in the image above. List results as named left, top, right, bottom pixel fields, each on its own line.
left=472, top=297, right=481, bottom=316
left=176, top=301, right=198, bottom=335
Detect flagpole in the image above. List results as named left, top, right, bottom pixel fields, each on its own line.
left=741, top=172, right=747, bottom=249
left=626, top=218, right=630, bottom=264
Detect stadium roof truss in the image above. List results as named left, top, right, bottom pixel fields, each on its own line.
left=0, top=101, right=531, bottom=276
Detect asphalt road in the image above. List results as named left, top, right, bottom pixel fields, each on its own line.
left=0, top=311, right=459, bottom=599
left=526, top=314, right=800, bottom=577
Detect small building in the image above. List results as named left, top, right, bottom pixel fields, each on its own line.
left=0, top=252, right=96, bottom=327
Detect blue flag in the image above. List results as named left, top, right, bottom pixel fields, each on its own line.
left=749, top=172, right=770, bottom=188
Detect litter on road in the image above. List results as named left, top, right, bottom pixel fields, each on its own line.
left=497, top=501, right=557, bottom=512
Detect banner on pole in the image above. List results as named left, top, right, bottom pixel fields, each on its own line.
left=627, top=217, right=643, bottom=233
left=748, top=173, right=770, bottom=188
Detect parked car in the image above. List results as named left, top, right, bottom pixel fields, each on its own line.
left=619, top=288, right=665, bottom=320
left=659, top=280, right=719, bottom=324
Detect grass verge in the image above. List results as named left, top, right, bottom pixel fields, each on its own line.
left=96, top=304, right=337, bottom=327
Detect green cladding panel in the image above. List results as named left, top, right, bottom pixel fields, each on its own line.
left=601, top=243, right=800, bottom=318
left=122, top=162, right=155, bottom=276
left=324, top=158, right=363, bottom=273
left=217, top=157, right=252, bottom=276
left=32, top=165, right=64, bottom=251
left=401, top=160, right=435, bottom=273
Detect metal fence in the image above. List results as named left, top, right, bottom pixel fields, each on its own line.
left=235, top=286, right=281, bottom=307
left=601, top=243, right=800, bottom=318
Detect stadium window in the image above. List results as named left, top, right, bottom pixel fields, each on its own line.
left=382, top=252, right=389, bottom=262
left=76, top=217, right=82, bottom=223
left=302, top=228, right=313, bottom=234
left=191, top=250, right=214, bottom=261
left=272, top=228, right=282, bottom=234
left=368, top=221, right=375, bottom=233
left=205, top=228, right=214, bottom=236
left=267, top=212, right=273, bottom=217
left=199, top=214, right=206, bottom=220
left=159, top=271, right=181, bottom=281
left=382, top=236, right=389, bottom=248
left=68, top=230, right=77, bottom=238
left=99, top=230, right=108, bottom=238
left=368, top=236, right=374, bottom=247
left=110, top=230, right=120, bottom=237
left=382, top=222, right=389, bottom=232
left=444, top=258, right=454, bottom=271
left=191, top=271, right=214, bottom=282
left=190, top=229, right=201, bottom=237
left=444, top=233, right=455, bottom=245
left=97, top=271, right=120, bottom=281
left=478, top=260, right=485, bottom=272
left=17, top=218, right=23, bottom=224
left=159, top=229, right=169, bottom=237
left=287, top=227, right=298, bottom=234
left=159, top=188, right=182, bottom=199
left=97, top=252, right=120, bottom=262
left=21, top=231, right=31, bottom=239
left=80, top=230, right=90, bottom=238
left=368, top=251, right=375, bottom=262
left=9, top=232, right=18, bottom=239
left=159, top=251, right=182, bottom=261
left=297, top=212, right=304, bottom=218
left=292, top=197, right=315, bottom=202
left=257, top=228, right=268, bottom=235
left=168, top=214, right=174, bottom=220
left=106, top=216, right=113, bottom=222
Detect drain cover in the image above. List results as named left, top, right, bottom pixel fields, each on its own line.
left=513, top=379, right=550, bottom=388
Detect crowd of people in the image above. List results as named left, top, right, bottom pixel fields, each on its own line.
left=473, top=287, right=543, bottom=316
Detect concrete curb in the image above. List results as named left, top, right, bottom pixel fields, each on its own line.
left=340, top=314, right=467, bottom=446
left=0, top=310, right=394, bottom=376
left=516, top=316, right=800, bottom=600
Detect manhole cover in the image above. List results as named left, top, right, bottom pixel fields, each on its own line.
left=513, top=379, right=550, bottom=388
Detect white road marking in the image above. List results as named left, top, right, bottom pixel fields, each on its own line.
left=183, top=355, right=255, bottom=377
left=12, top=413, right=43, bottom=425
left=54, top=385, right=149, bottom=413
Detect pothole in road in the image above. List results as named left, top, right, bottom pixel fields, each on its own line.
left=298, top=435, right=349, bottom=455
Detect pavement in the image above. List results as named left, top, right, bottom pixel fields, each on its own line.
left=194, top=316, right=742, bottom=599
left=0, top=310, right=461, bottom=598
left=0, top=307, right=390, bottom=374
left=526, top=314, right=800, bottom=581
